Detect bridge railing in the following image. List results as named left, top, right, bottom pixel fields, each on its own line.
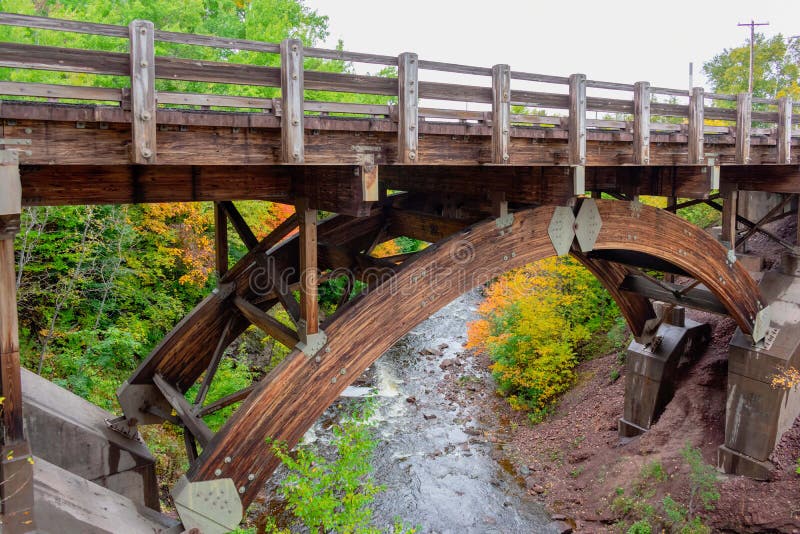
left=0, top=11, right=797, bottom=165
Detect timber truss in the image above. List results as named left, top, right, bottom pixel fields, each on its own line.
left=106, top=196, right=767, bottom=531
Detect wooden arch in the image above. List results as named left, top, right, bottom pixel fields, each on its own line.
left=178, top=200, right=764, bottom=511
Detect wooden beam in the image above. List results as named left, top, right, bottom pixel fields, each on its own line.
left=397, top=52, right=419, bottom=163
left=569, top=73, right=587, bottom=165
left=380, top=165, right=581, bottom=205
left=219, top=201, right=258, bottom=251
left=491, top=64, right=511, bottom=164
left=233, top=296, right=299, bottom=349
left=720, top=165, right=800, bottom=194
left=296, top=198, right=318, bottom=336
left=633, top=81, right=651, bottom=165
left=281, top=38, right=304, bottom=163
left=721, top=190, right=738, bottom=248
left=128, top=20, right=156, bottom=164
left=386, top=208, right=476, bottom=243
left=688, top=87, right=704, bottom=164
left=735, top=92, right=751, bottom=164
left=619, top=274, right=728, bottom=316
left=213, top=202, right=228, bottom=278
left=778, top=96, right=793, bottom=164
left=0, top=152, right=23, bottom=444
left=152, top=374, right=213, bottom=447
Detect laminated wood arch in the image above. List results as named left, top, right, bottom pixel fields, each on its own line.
left=185, top=200, right=765, bottom=511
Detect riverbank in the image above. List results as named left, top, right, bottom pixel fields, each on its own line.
left=443, top=307, right=800, bottom=532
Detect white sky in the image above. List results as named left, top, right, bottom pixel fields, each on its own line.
left=309, top=0, right=800, bottom=93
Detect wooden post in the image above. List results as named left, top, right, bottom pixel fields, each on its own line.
left=778, top=96, right=792, bottom=164
left=0, top=150, right=34, bottom=532
left=735, top=92, right=752, bottom=164
left=633, top=81, right=651, bottom=165
left=569, top=74, right=587, bottom=166
left=688, top=87, right=705, bottom=164
left=491, top=64, right=511, bottom=164
left=128, top=20, right=156, bottom=164
left=397, top=52, right=419, bottom=163
left=296, top=198, right=318, bottom=336
left=213, top=202, right=228, bottom=278
left=722, top=190, right=739, bottom=248
left=281, top=38, right=304, bottom=163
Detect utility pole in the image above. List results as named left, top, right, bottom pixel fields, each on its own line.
left=738, top=20, right=770, bottom=94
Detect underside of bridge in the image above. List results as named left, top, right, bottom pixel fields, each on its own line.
left=3, top=11, right=800, bottom=533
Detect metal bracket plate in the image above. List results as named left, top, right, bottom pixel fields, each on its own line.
left=752, top=305, right=771, bottom=344
left=574, top=198, right=602, bottom=252
left=495, top=212, right=514, bottom=229
left=547, top=206, right=576, bottom=256
left=297, top=329, right=328, bottom=357
left=571, top=165, right=586, bottom=195
left=172, top=475, right=243, bottom=534
left=116, top=381, right=173, bottom=426
left=0, top=150, right=21, bottom=217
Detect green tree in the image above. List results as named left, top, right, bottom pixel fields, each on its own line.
left=703, top=33, right=800, bottom=99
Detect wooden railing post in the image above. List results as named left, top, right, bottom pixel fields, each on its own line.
left=128, top=20, right=156, bottom=164
left=281, top=38, right=304, bottom=163
left=491, top=64, right=511, bottom=164
left=735, top=92, right=752, bottom=164
left=569, top=73, right=587, bottom=166
left=296, top=197, right=318, bottom=337
left=688, top=87, right=705, bottom=164
left=633, top=81, right=651, bottom=165
left=398, top=52, right=419, bottom=163
left=0, top=150, right=35, bottom=532
left=778, top=96, right=793, bottom=164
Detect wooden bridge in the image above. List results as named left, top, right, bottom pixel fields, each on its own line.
left=1, top=12, right=800, bottom=533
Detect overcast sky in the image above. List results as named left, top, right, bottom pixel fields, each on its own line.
left=308, top=0, right=800, bottom=93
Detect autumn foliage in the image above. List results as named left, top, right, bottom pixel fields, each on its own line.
left=467, top=257, right=622, bottom=422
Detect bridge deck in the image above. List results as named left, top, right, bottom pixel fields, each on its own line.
left=2, top=12, right=800, bottom=212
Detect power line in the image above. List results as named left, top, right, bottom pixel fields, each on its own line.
left=738, top=20, right=770, bottom=94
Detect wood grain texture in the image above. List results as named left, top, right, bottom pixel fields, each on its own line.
left=778, top=97, right=793, bottom=164
left=185, top=200, right=763, bottom=508
left=491, top=64, right=511, bottom=164
left=281, top=39, right=304, bottom=163
left=296, top=198, right=318, bottom=336
left=688, top=87, right=705, bottom=164
left=633, top=81, right=650, bottom=165
left=397, top=53, right=419, bottom=163
left=569, top=74, right=587, bottom=165
left=0, top=238, right=23, bottom=444
left=129, top=20, right=156, bottom=164
left=736, top=93, right=751, bottom=165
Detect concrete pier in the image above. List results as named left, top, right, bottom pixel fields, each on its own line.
left=620, top=307, right=711, bottom=437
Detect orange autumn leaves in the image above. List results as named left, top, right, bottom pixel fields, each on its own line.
left=139, top=201, right=293, bottom=287
left=467, top=257, right=620, bottom=422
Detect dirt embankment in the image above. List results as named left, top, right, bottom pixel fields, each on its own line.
left=442, top=220, right=800, bottom=533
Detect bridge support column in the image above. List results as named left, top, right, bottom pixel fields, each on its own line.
left=0, top=150, right=35, bottom=532
left=720, top=251, right=800, bottom=479
left=619, top=306, right=711, bottom=437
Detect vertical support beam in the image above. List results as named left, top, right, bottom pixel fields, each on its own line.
left=213, top=202, right=228, bottom=278
left=722, top=190, right=739, bottom=248
left=128, top=20, right=156, bottom=164
left=688, top=87, right=705, bottom=164
left=281, top=38, right=304, bottom=163
left=491, top=64, right=511, bottom=164
left=397, top=52, right=419, bottom=163
left=0, top=150, right=34, bottom=532
left=296, top=198, right=318, bottom=336
left=778, top=96, right=793, bottom=164
left=569, top=73, right=587, bottom=166
left=633, top=81, right=651, bottom=165
left=736, top=92, right=752, bottom=164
